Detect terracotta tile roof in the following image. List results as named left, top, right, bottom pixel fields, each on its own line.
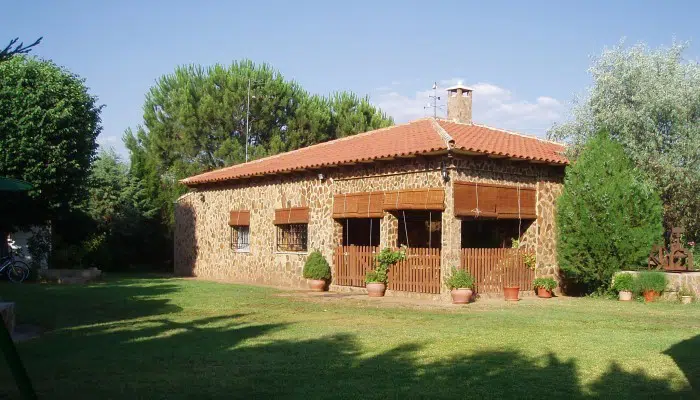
left=436, top=120, right=568, bottom=165
left=182, top=118, right=567, bottom=185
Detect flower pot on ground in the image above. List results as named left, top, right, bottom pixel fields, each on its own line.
left=446, top=267, right=475, bottom=304
left=635, top=271, right=667, bottom=303
left=678, top=286, right=694, bottom=305
left=612, top=272, right=635, bottom=301
left=366, top=282, right=387, bottom=297
left=365, top=247, right=406, bottom=298
left=302, top=250, right=331, bottom=292
left=533, top=277, right=557, bottom=298
left=503, top=286, right=520, bottom=301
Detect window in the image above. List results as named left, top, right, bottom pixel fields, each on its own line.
left=230, top=226, right=250, bottom=252
left=397, top=211, right=442, bottom=249
left=276, top=224, right=308, bottom=252
left=341, top=218, right=381, bottom=247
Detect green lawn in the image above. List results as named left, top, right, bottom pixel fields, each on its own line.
left=0, top=276, right=698, bottom=399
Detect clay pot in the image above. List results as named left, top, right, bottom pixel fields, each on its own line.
left=308, top=279, right=327, bottom=292
left=366, top=282, right=387, bottom=297
left=680, top=295, right=693, bottom=305
left=618, top=290, right=633, bottom=301
left=503, top=286, right=520, bottom=301
left=643, top=290, right=659, bottom=303
left=536, top=287, right=552, bottom=298
left=451, top=288, right=473, bottom=304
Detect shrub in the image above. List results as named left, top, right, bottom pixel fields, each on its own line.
left=302, top=251, right=331, bottom=280
left=612, top=273, right=635, bottom=292
left=366, top=247, right=405, bottom=284
left=446, top=268, right=474, bottom=290
left=634, top=271, right=667, bottom=293
left=556, top=131, right=664, bottom=292
left=533, top=277, right=558, bottom=291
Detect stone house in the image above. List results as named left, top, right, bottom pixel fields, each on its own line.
left=175, top=84, right=568, bottom=299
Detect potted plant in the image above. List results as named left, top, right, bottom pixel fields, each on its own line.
left=365, top=247, right=405, bottom=297
left=612, top=272, right=635, bottom=301
left=446, top=268, right=475, bottom=304
left=302, top=251, right=331, bottom=291
left=533, top=277, right=557, bottom=298
left=634, top=271, right=667, bottom=303
left=678, top=285, right=694, bottom=305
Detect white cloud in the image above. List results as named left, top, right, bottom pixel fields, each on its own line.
left=370, top=79, right=565, bottom=137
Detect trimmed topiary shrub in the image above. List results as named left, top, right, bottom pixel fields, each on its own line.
left=302, top=250, right=331, bottom=280
left=612, top=273, right=635, bottom=292
left=634, top=271, right=667, bottom=293
left=446, top=268, right=475, bottom=290
left=556, top=131, right=664, bottom=293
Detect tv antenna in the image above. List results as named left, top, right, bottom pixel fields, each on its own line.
left=424, top=82, right=444, bottom=118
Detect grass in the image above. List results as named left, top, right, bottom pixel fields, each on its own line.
left=0, top=275, right=698, bottom=399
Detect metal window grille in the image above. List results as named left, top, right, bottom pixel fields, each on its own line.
left=276, top=224, right=308, bottom=252
left=230, top=226, right=250, bottom=251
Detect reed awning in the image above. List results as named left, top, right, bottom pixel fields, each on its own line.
left=228, top=210, right=250, bottom=226
left=332, top=192, right=384, bottom=218
left=274, top=207, right=310, bottom=224
left=382, top=188, right=445, bottom=211
left=454, top=181, right=536, bottom=219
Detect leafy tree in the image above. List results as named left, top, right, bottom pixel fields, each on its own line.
left=549, top=41, right=700, bottom=242
left=0, top=37, right=42, bottom=62
left=556, top=131, right=664, bottom=292
left=126, top=59, right=392, bottom=229
left=82, top=150, right=165, bottom=270
left=0, top=56, right=102, bottom=232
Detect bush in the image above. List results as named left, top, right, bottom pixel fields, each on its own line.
left=366, top=247, right=405, bottom=284
left=533, top=277, right=558, bottom=291
left=446, top=268, right=474, bottom=290
left=302, top=251, right=331, bottom=280
left=634, top=272, right=667, bottom=293
left=612, top=273, right=635, bottom=292
left=556, top=131, right=664, bottom=292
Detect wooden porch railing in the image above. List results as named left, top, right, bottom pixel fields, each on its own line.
left=460, top=248, right=534, bottom=294
left=333, top=246, right=441, bottom=294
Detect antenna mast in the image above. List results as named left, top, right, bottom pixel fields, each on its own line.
left=424, top=82, right=442, bottom=118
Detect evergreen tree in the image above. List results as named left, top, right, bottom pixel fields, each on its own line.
left=556, top=131, right=663, bottom=291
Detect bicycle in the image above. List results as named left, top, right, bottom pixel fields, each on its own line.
left=0, top=239, right=30, bottom=283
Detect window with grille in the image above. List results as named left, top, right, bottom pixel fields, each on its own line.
left=276, top=224, right=308, bottom=252
left=230, top=226, right=250, bottom=252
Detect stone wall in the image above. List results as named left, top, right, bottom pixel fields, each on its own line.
left=174, top=154, right=565, bottom=296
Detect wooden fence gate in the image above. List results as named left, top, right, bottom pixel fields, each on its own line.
left=460, top=248, right=534, bottom=294
left=333, top=246, right=441, bottom=294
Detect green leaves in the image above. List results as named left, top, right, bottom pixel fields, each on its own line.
left=0, top=56, right=101, bottom=230
left=549, top=41, right=700, bottom=242
left=556, top=131, right=664, bottom=291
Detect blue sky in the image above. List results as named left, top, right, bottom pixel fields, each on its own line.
left=3, top=0, right=699, bottom=156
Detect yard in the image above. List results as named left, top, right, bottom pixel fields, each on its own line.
left=0, top=276, right=698, bottom=399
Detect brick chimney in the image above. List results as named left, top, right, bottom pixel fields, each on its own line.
left=446, top=83, right=473, bottom=124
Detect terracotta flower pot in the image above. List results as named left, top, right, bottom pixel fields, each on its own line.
left=451, top=288, right=473, bottom=304
left=308, top=279, right=327, bottom=292
left=536, top=287, right=552, bottom=298
left=643, top=290, right=659, bottom=303
left=681, top=295, right=693, bottom=305
left=503, top=286, right=520, bottom=301
left=366, top=282, right=386, bottom=297
left=618, top=290, right=633, bottom=301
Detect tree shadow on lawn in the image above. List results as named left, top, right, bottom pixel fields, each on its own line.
left=664, top=334, right=700, bottom=393
left=14, top=314, right=695, bottom=399
left=0, top=277, right=181, bottom=330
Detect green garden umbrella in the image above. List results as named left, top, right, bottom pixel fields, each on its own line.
left=0, top=177, right=32, bottom=192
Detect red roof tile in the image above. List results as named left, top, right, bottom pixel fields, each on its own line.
left=182, top=118, right=567, bottom=185
left=437, top=120, right=568, bottom=165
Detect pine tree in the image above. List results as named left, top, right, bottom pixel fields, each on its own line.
left=556, top=131, right=663, bottom=291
